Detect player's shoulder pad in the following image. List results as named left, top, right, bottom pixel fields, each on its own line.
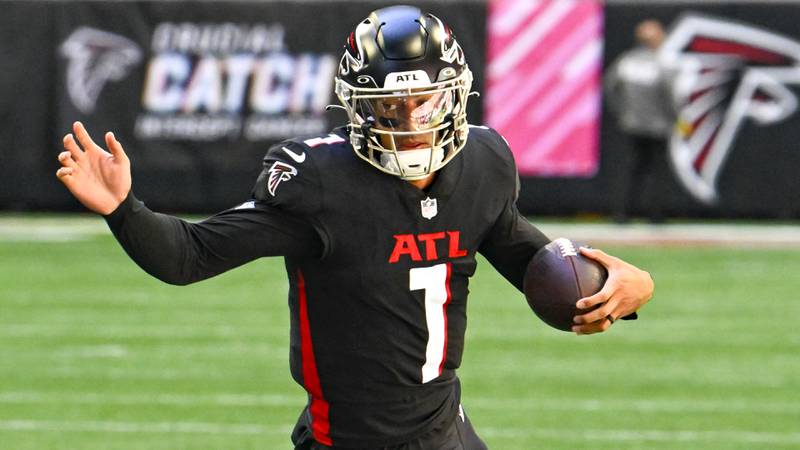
left=467, top=124, right=516, bottom=167
left=466, top=124, right=519, bottom=199
left=273, top=130, right=349, bottom=157
left=251, top=132, right=345, bottom=213
left=468, top=124, right=514, bottom=156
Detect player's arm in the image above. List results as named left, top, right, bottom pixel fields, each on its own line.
left=474, top=126, right=652, bottom=334
left=480, top=201, right=654, bottom=334
left=475, top=129, right=552, bottom=291
left=56, top=122, right=323, bottom=285
left=478, top=199, right=551, bottom=292
left=104, top=194, right=322, bottom=285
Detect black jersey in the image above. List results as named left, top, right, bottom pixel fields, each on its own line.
left=105, top=125, right=549, bottom=448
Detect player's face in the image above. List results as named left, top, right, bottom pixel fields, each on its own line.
left=368, top=91, right=453, bottom=150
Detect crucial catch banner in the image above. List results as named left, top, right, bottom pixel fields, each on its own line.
left=60, top=20, right=335, bottom=142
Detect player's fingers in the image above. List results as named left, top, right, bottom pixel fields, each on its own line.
left=57, top=151, right=79, bottom=169
left=573, top=297, right=617, bottom=325
left=105, top=132, right=128, bottom=161
left=572, top=317, right=612, bottom=335
left=576, top=286, right=611, bottom=310
left=62, top=133, right=85, bottom=160
left=73, top=121, right=99, bottom=153
left=579, top=247, right=616, bottom=268
left=56, top=166, right=74, bottom=179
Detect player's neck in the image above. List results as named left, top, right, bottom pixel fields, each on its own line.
left=407, top=173, right=437, bottom=191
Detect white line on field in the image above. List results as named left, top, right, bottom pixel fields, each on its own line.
left=0, top=323, right=281, bottom=339
left=1, top=391, right=797, bottom=415
left=0, top=233, right=93, bottom=242
left=6, top=322, right=796, bottom=347
left=0, top=392, right=301, bottom=407
left=0, top=419, right=797, bottom=443
left=468, top=397, right=800, bottom=414
left=38, top=366, right=270, bottom=381
left=536, top=223, right=800, bottom=248
left=479, top=427, right=800, bottom=444
left=464, top=364, right=792, bottom=389
left=0, top=419, right=292, bottom=435
left=55, top=345, right=128, bottom=358
left=28, top=363, right=789, bottom=389
left=2, top=216, right=800, bottom=247
left=0, top=219, right=108, bottom=242
left=49, top=343, right=285, bottom=359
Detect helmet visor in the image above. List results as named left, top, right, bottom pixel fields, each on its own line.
left=360, top=90, right=454, bottom=132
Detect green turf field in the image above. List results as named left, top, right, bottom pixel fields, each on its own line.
left=1, top=218, right=799, bottom=449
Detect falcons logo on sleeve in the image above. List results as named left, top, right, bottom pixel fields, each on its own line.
left=267, top=161, right=298, bottom=196
left=659, top=15, right=800, bottom=204
left=60, top=27, right=142, bottom=114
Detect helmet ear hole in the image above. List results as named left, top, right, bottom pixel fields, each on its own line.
left=438, top=67, right=457, bottom=81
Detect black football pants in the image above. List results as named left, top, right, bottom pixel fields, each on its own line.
left=291, top=405, right=488, bottom=450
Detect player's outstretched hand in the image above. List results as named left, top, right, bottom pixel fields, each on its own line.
left=56, top=121, right=131, bottom=215
left=571, top=247, right=654, bottom=335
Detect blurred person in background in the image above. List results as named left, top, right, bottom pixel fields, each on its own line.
left=605, top=19, right=675, bottom=224
left=56, top=5, right=653, bottom=449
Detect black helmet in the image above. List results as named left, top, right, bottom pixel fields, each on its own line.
left=335, top=5, right=473, bottom=180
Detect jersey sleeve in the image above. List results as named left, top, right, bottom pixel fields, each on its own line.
left=104, top=192, right=323, bottom=285
left=476, top=127, right=551, bottom=292
left=251, top=139, right=323, bottom=216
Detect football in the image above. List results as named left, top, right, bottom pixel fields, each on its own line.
left=523, top=238, right=608, bottom=331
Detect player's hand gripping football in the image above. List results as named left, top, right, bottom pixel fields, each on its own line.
left=56, top=121, right=131, bottom=215
left=571, top=247, right=654, bottom=335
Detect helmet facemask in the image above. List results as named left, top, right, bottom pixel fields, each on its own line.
left=336, top=70, right=472, bottom=180
left=334, top=6, right=473, bottom=180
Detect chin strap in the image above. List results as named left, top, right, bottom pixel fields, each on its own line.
left=348, top=120, right=372, bottom=155
left=359, top=121, right=373, bottom=149
left=381, top=145, right=445, bottom=180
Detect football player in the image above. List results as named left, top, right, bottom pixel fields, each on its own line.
left=56, top=5, right=653, bottom=449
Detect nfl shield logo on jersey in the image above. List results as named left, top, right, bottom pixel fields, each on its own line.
left=420, top=197, right=438, bottom=219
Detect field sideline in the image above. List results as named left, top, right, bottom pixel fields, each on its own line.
left=1, top=215, right=799, bottom=449
left=2, top=214, right=800, bottom=246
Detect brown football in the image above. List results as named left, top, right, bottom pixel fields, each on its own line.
left=523, top=238, right=608, bottom=331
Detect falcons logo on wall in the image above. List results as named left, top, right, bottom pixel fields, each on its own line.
left=60, top=27, right=142, bottom=114
left=659, top=14, right=800, bottom=204
left=267, top=161, right=298, bottom=196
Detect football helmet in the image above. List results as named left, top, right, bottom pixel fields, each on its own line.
left=335, top=5, right=473, bottom=180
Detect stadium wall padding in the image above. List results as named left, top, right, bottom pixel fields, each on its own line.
left=0, top=1, right=486, bottom=213
left=1, top=0, right=799, bottom=219
left=523, top=1, right=800, bottom=220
